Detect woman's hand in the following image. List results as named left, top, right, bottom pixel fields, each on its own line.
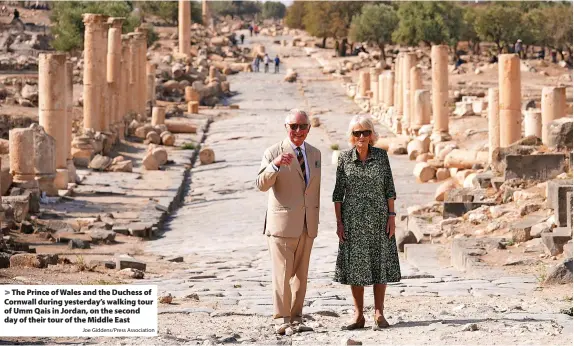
left=336, top=222, right=346, bottom=243
left=386, top=215, right=396, bottom=238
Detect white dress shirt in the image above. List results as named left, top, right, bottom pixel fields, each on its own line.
left=272, top=141, right=310, bottom=186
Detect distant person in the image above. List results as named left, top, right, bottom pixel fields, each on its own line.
left=551, top=50, right=558, bottom=64
left=514, top=39, right=523, bottom=59
left=252, top=56, right=260, bottom=72
left=537, top=49, right=545, bottom=60
left=248, top=25, right=253, bottom=37
left=13, top=8, right=19, bottom=19
left=263, top=53, right=270, bottom=73
left=454, top=54, right=466, bottom=69
left=274, top=55, right=280, bottom=73
left=240, top=33, right=245, bottom=44
left=254, top=24, right=259, bottom=36
left=488, top=52, right=498, bottom=64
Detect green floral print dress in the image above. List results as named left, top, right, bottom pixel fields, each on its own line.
left=332, top=145, right=401, bottom=286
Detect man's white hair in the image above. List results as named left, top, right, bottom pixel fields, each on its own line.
left=284, top=109, right=310, bottom=124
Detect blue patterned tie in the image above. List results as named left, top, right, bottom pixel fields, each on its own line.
left=296, top=147, right=307, bottom=185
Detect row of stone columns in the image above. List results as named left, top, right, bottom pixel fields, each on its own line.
left=487, top=55, right=567, bottom=165
left=83, top=14, right=149, bottom=135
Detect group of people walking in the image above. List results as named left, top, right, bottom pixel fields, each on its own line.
left=252, top=53, right=281, bottom=73
left=257, top=110, right=400, bottom=334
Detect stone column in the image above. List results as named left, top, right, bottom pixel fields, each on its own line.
left=128, top=34, right=137, bottom=115
left=178, top=0, right=191, bottom=57
left=412, top=90, right=431, bottom=132
left=32, top=124, right=57, bottom=196
left=394, top=54, right=403, bottom=115
left=100, top=21, right=110, bottom=132
left=410, top=66, right=423, bottom=126
left=185, top=86, right=200, bottom=103
left=151, top=106, right=165, bottom=126
left=370, top=68, right=381, bottom=105
left=358, top=71, right=370, bottom=98
left=82, top=14, right=106, bottom=132
left=401, top=52, right=416, bottom=131
left=65, top=61, right=76, bottom=183
left=525, top=109, right=542, bottom=139
left=9, top=128, right=35, bottom=184
left=384, top=71, right=394, bottom=108
left=38, top=53, right=68, bottom=190
left=541, top=86, right=567, bottom=144
left=488, top=88, right=500, bottom=164
left=134, top=29, right=148, bottom=118
left=147, top=62, right=156, bottom=110
left=119, top=36, right=130, bottom=138
left=498, top=54, right=521, bottom=147
left=107, top=17, right=123, bottom=135
left=378, top=74, right=385, bottom=106
left=202, top=0, right=211, bottom=28
left=431, top=45, right=450, bottom=137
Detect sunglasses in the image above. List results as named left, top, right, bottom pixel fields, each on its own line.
left=352, top=130, right=372, bottom=138
left=288, top=123, right=310, bottom=131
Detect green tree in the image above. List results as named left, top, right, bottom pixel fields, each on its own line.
left=460, top=6, right=480, bottom=55
left=285, top=1, right=305, bottom=29
left=261, top=1, right=286, bottom=20
left=303, top=2, right=333, bottom=48
left=139, top=1, right=202, bottom=25
left=349, top=4, right=398, bottom=59
left=393, top=2, right=463, bottom=49
left=210, top=1, right=261, bottom=19
left=523, top=4, right=572, bottom=63
left=474, top=5, right=522, bottom=53
left=50, top=1, right=157, bottom=52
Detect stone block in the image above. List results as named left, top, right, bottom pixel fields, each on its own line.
left=546, top=118, right=573, bottom=150
left=472, top=172, right=495, bottom=188
left=68, top=239, right=90, bottom=249
left=504, top=154, right=566, bottom=181
left=2, top=195, right=34, bottom=222
left=395, top=228, right=418, bottom=252
left=541, top=230, right=571, bottom=256
left=451, top=238, right=505, bottom=271
left=407, top=216, right=430, bottom=242
left=10, top=254, right=58, bottom=268
left=563, top=240, right=573, bottom=259
left=491, top=177, right=505, bottom=191
left=127, top=222, right=153, bottom=238
left=546, top=179, right=573, bottom=227
left=443, top=202, right=495, bottom=219
left=115, top=254, right=146, bottom=272
left=89, top=260, right=116, bottom=269
left=89, top=230, right=116, bottom=243
left=568, top=192, right=573, bottom=230
left=510, top=216, right=547, bottom=243
left=544, top=258, right=573, bottom=285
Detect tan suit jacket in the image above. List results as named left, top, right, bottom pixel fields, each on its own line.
left=256, top=138, right=321, bottom=238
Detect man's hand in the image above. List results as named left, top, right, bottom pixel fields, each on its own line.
left=336, top=222, right=346, bottom=243
left=273, top=153, right=294, bottom=167
left=386, top=215, right=396, bottom=238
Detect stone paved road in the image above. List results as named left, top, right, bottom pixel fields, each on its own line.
left=129, top=33, right=572, bottom=345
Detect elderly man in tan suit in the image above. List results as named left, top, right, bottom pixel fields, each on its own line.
left=256, top=109, right=321, bottom=335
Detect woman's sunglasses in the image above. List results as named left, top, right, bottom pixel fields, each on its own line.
left=288, top=124, right=310, bottom=131
left=352, top=130, right=372, bottom=137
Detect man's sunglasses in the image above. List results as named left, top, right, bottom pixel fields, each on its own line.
left=288, top=124, right=310, bottom=131
left=352, top=130, right=372, bottom=137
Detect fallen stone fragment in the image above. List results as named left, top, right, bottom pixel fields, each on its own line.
left=166, top=256, right=184, bottom=263
left=10, top=254, right=58, bottom=268
left=341, top=338, right=362, bottom=346
left=142, top=153, right=159, bottom=170
left=89, top=260, right=115, bottom=269
left=115, top=254, right=146, bottom=272
left=68, top=239, right=90, bottom=249
left=200, top=147, right=215, bottom=165
left=88, top=154, right=112, bottom=171
left=159, top=293, right=173, bottom=304
left=462, top=323, right=478, bottom=331
left=414, top=162, right=436, bottom=183
left=160, top=131, right=176, bottom=146
left=109, top=160, right=133, bottom=172
left=118, top=268, right=144, bottom=279
left=165, top=120, right=197, bottom=134
left=310, top=116, right=321, bottom=127
left=541, top=229, right=572, bottom=256
left=146, top=131, right=161, bottom=145
left=89, top=230, right=116, bottom=243
left=544, top=258, right=572, bottom=285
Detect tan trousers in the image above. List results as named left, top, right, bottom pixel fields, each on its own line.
left=267, top=226, right=314, bottom=324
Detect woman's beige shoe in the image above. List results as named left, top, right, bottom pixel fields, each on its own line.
left=341, top=315, right=366, bottom=330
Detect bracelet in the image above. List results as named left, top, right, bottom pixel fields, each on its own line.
left=388, top=212, right=396, bottom=216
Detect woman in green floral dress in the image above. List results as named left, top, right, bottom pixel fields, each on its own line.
left=332, top=115, right=401, bottom=330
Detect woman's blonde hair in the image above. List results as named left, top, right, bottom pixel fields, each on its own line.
left=347, top=115, right=378, bottom=147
